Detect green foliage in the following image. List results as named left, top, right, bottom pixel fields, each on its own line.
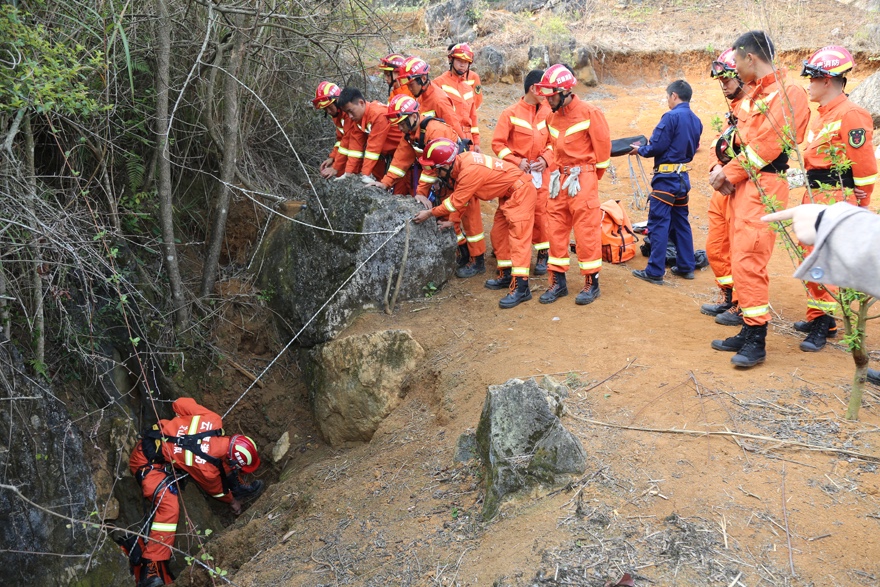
left=423, top=282, right=438, bottom=297
left=0, top=4, right=102, bottom=116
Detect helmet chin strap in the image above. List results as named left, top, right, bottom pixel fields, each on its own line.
left=550, top=91, right=570, bottom=113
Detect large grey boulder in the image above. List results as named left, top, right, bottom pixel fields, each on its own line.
left=425, top=0, right=477, bottom=42
left=476, top=378, right=586, bottom=519
left=304, top=330, right=425, bottom=446
left=849, top=70, right=880, bottom=129
left=257, top=178, right=456, bottom=346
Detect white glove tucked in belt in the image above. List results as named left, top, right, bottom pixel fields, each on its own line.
left=562, top=166, right=581, bottom=197
left=548, top=169, right=562, bottom=199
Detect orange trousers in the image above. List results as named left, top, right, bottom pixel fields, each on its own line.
left=729, top=172, right=789, bottom=326
left=706, top=191, right=733, bottom=290
left=532, top=184, right=550, bottom=251
left=451, top=200, right=486, bottom=257
left=799, top=188, right=858, bottom=320
left=136, top=468, right=179, bottom=562
left=546, top=168, right=602, bottom=275
left=490, top=182, right=538, bottom=277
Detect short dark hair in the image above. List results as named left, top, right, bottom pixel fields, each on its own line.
left=337, top=87, right=365, bottom=108
left=733, top=30, right=775, bottom=64
left=667, top=80, right=692, bottom=102
left=524, top=69, right=544, bottom=94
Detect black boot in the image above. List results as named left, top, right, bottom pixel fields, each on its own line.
left=485, top=268, right=512, bottom=290
left=456, top=243, right=470, bottom=268
left=715, top=302, right=743, bottom=326
left=499, top=276, right=532, bottom=309
left=575, top=273, right=600, bottom=306
left=732, top=323, right=767, bottom=368
left=539, top=271, right=568, bottom=304
left=455, top=254, right=485, bottom=278
left=794, top=317, right=837, bottom=338
left=138, top=559, right=166, bottom=587
left=868, top=368, right=880, bottom=385
left=701, top=288, right=733, bottom=316
left=711, top=324, right=748, bottom=352
left=534, top=250, right=549, bottom=276
left=800, top=314, right=835, bottom=352
left=233, top=479, right=265, bottom=502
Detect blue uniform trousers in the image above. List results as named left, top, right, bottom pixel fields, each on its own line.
left=646, top=173, right=695, bottom=278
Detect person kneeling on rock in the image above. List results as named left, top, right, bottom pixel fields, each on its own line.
left=413, top=138, right=537, bottom=309
left=124, top=398, right=263, bottom=587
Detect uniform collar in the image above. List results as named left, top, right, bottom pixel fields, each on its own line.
left=752, top=68, right=786, bottom=95
left=818, top=92, right=847, bottom=115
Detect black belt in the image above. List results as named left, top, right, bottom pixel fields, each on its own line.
left=759, top=152, right=789, bottom=174
left=806, top=168, right=854, bottom=189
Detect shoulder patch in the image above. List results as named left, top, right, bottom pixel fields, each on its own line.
left=474, top=85, right=482, bottom=95
left=849, top=128, right=866, bottom=148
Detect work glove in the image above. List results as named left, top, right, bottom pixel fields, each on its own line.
left=562, top=166, right=581, bottom=197
left=333, top=173, right=349, bottom=181
left=360, top=174, right=376, bottom=184
left=548, top=169, right=561, bottom=199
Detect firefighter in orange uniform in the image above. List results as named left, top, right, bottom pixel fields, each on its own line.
left=702, top=50, right=746, bottom=326
left=413, top=138, right=537, bottom=309
left=365, top=94, right=461, bottom=205
left=793, top=45, right=877, bottom=352
left=127, top=398, right=262, bottom=587
left=378, top=53, right=411, bottom=101
left=435, top=43, right=481, bottom=152
left=709, top=31, right=810, bottom=368
left=396, top=57, right=486, bottom=277
left=532, top=64, right=611, bottom=306
left=336, top=87, right=404, bottom=187
left=490, top=69, right=553, bottom=287
left=313, top=82, right=353, bottom=179
left=448, top=43, right=484, bottom=111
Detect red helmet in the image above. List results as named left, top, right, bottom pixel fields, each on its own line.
left=379, top=53, right=407, bottom=72
left=228, top=434, right=261, bottom=474
left=386, top=94, right=419, bottom=124
left=710, top=49, right=738, bottom=79
left=312, top=81, right=341, bottom=109
left=533, top=64, right=576, bottom=96
left=396, top=56, right=430, bottom=83
left=447, top=43, right=474, bottom=64
left=418, top=138, right=458, bottom=168
left=801, top=45, right=854, bottom=78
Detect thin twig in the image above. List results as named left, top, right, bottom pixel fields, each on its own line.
left=781, top=465, right=796, bottom=577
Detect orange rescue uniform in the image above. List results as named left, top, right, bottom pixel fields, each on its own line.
left=415, top=82, right=482, bottom=255
left=329, top=110, right=356, bottom=177
left=128, top=398, right=236, bottom=563
left=492, top=97, right=553, bottom=255
left=545, top=95, right=612, bottom=275
left=380, top=117, right=460, bottom=196
left=721, top=69, right=810, bottom=326
left=431, top=152, right=536, bottom=277
left=435, top=69, right=480, bottom=148
left=706, top=97, right=744, bottom=292
left=462, top=70, right=483, bottom=111
left=800, top=92, right=878, bottom=319
left=343, top=101, right=403, bottom=179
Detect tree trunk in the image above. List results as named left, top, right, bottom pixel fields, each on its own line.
left=199, top=19, right=244, bottom=297
left=845, top=298, right=873, bottom=420
left=156, top=0, right=188, bottom=327
left=23, top=116, right=44, bottom=369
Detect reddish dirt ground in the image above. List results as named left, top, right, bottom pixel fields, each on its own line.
left=193, top=66, right=880, bottom=587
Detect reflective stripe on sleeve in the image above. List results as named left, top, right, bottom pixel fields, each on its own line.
left=497, top=147, right=513, bottom=159
left=388, top=165, right=406, bottom=177
left=151, top=522, right=178, bottom=533
left=364, top=151, right=380, bottom=161
left=854, top=173, right=878, bottom=186
left=596, top=158, right=611, bottom=169
left=465, top=232, right=485, bottom=243
left=444, top=198, right=457, bottom=213
left=744, top=145, right=768, bottom=169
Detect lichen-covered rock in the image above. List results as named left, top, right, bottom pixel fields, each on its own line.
left=424, top=0, right=477, bottom=41
left=475, top=378, right=586, bottom=519
left=850, top=71, right=880, bottom=129
left=304, top=330, right=425, bottom=446
left=257, top=178, right=456, bottom=346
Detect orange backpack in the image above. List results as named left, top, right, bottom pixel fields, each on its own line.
left=600, top=199, right=637, bottom=264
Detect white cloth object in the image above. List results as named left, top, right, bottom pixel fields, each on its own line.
left=360, top=174, right=376, bottom=184
left=562, top=166, right=581, bottom=197
left=549, top=169, right=561, bottom=198
left=333, top=173, right=349, bottom=181
left=531, top=169, right=543, bottom=189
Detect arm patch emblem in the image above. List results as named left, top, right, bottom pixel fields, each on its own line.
left=849, top=128, right=866, bottom=148
left=474, top=85, right=482, bottom=95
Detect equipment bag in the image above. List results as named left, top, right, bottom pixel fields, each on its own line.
left=600, top=199, right=638, bottom=264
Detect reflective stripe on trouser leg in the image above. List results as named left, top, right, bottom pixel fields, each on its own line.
left=730, top=173, right=789, bottom=326
left=507, top=217, right=534, bottom=277
left=140, top=469, right=179, bottom=562
left=706, top=190, right=732, bottom=284
left=499, top=182, right=537, bottom=276
left=546, top=180, right=574, bottom=273
left=805, top=279, right=840, bottom=320
left=491, top=206, right=511, bottom=266
left=460, top=201, right=486, bottom=256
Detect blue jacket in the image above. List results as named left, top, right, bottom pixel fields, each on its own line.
left=638, top=102, right=703, bottom=194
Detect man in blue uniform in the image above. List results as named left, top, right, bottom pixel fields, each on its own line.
left=629, top=80, right=703, bottom=284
